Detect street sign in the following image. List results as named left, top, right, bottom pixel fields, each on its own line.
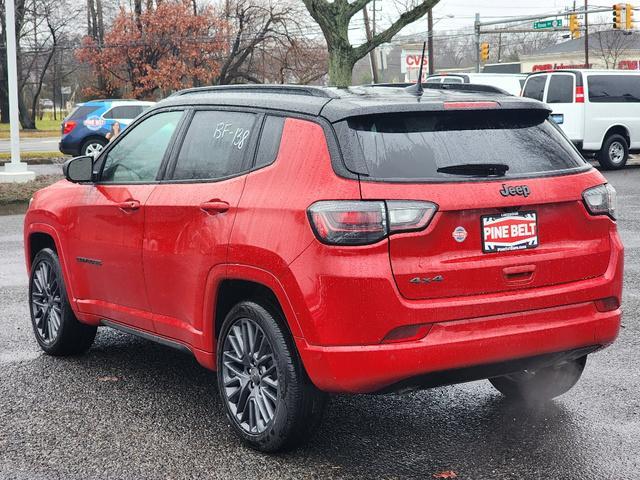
left=61, top=86, right=71, bottom=95
left=533, top=19, right=563, bottom=29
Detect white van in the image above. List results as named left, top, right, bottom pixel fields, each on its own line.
left=426, top=73, right=527, bottom=96
left=521, top=70, right=640, bottom=169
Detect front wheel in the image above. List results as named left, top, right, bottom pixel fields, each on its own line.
left=29, top=248, right=96, bottom=356
left=217, top=301, right=327, bottom=452
left=489, top=356, right=587, bottom=403
left=597, top=134, right=628, bottom=170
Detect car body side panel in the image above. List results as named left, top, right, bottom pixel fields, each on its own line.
left=143, top=176, right=247, bottom=346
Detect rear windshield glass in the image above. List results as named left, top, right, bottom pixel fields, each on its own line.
left=67, top=105, right=100, bottom=120
left=547, top=75, right=574, bottom=103
left=522, top=76, right=547, bottom=101
left=337, top=110, right=587, bottom=181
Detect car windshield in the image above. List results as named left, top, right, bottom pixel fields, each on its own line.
left=337, top=110, right=587, bottom=181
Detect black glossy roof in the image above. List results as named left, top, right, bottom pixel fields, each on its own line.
left=156, top=84, right=549, bottom=123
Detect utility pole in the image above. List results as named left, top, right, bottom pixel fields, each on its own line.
left=475, top=13, right=481, bottom=73
left=363, top=4, right=379, bottom=83
left=0, top=0, right=35, bottom=183
left=584, top=0, right=590, bottom=68
left=427, top=8, right=434, bottom=75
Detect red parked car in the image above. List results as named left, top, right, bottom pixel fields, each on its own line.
left=24, top=84, right=623, bottom=452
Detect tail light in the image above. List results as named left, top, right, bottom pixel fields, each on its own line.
left=582, top=184, right=616, bottom=219
left=575, top=86, right=585, bottom=103
left=62, top=120, right=77, bottom=135
left=308, top=200, right=437, bottom=246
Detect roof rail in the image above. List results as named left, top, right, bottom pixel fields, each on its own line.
left=171, top=84, right=339, bottom=99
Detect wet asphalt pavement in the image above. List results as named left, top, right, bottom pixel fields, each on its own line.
left=1, top=168, right=639, bottom=480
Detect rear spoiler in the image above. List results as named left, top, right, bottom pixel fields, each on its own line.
left=368, top=82, right=510, bottom=96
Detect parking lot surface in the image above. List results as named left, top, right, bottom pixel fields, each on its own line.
left=1, top=168, right=639, bottom=480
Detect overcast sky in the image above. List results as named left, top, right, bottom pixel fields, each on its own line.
left=349, top=0, right=594, bottom=42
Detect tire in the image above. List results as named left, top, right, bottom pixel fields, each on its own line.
left=29, top=248, right=97, bottom=356
left=81, top=137, right=106, bottom=158
left=489, top=356, right=587, bottom=403
left=597, top=134, right=629, bottom=170
left=216, top=300, right=327, bottom=452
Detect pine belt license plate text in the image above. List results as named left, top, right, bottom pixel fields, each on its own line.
left=481, top=211, right=538, bottom=253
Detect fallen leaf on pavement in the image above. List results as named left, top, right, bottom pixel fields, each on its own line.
left=433, top=471, right=457, bottom=479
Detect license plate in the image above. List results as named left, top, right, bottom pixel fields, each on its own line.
left=550, top=113, right=564, bottom=124
left=481, top=211, right=538, bottom=253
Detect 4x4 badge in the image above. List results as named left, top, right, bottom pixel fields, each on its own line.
left=500, top=184, right=530, bottom=197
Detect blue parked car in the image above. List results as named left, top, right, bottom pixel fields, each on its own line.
left=59, top=99, right=155, bottom=157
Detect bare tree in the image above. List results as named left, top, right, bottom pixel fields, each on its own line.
left=302, top=0, right=440, bottom=86
left=593, top=29, right=637, bottom=69
left=215, top=0, right=305, bottom=85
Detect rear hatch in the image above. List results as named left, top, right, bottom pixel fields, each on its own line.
left=337, top=106, right=610, bottom=300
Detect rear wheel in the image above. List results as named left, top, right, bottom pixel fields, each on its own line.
left=29, top=248, right=96, bottom=355
left=217, top=301, right=327, bottom=452
left=81, top=137, right=106, bottom=158
left=597, top=134, right=628, bottom=170
left=489, top=356, right=587, bottom=403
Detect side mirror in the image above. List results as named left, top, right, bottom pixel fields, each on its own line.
left=63, top=156, right=94, bottom=183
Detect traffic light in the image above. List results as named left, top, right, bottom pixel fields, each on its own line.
left=626, top=3, right=634, bottom=30
left=480, top=42, right=490, bottom=62
left=569, top=14, right=581, bottom=39
left=613, top=3, right=624, bottom=29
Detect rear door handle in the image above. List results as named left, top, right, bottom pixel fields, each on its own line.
left=200, top=200, right=230, bottom=215
left=116, top=200, right=140, bottom=211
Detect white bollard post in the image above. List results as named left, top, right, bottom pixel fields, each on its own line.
left=0, top=0, right=35, bottom=183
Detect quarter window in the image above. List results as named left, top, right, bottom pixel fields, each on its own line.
left=522, top=75, right=547, bottom=101
left=172, top=110, right=258, bottom=180
left=100, top=110, right=183, bottom=183
left=254, top=116, right=285, bottom=169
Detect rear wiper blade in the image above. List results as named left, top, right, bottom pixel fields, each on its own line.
left=437, top=163, right=509, bottom=177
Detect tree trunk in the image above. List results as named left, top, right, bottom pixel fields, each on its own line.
left=328, top=49, right=355, bottom=87
left=19, top=93, right=35, bottom=129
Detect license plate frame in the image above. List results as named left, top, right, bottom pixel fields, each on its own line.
left=481, top=211, right=539, bottom=253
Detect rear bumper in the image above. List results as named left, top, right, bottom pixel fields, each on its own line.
left=58, top=138, right=79, bottom=156
left=297, top=302, right=620, bottom=394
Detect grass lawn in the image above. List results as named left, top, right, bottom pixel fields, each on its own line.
left=0, top=112, right=64, bottom=139
left=0, top=151, right=64, bottom=162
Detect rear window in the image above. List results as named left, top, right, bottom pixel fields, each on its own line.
left=67, top=105, right=100, bottom=121
left=547, top=75, right=574, bottom=103
left=337, top=110, right=587, bottom=181
left=522, top=76, right=547, bottom=101
left=588, top=75, right=640, bottom=102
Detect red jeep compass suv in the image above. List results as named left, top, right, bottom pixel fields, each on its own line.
left=24, top=84, right=623, bottom=452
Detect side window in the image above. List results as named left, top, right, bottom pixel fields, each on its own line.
left=104, top=105, right=145, bottom=119
left=443, top=77, right=463, bottom=84
left=547, top=75, right=574, bottom=104
left=254, top=116, right=285, bottom=169
left=588, top=75, right=640, bottom=103
left=522, top=75, right=547, bottom=101
left=100, top=110, right=183, bottom=183
left=172, top=110, right=258, bottom=180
